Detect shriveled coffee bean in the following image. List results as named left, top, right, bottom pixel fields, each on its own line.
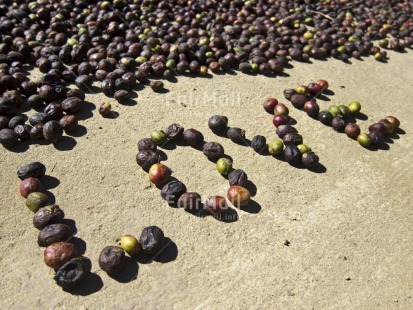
left=44, top=103, right=64, bottom=121
left=29, top=112, right=46, bottom=126
left=136, top=150, right=160, bottom=171
left=139, top=226, right=165, bottom=255
left=59, top=115, right=78, bottom=132
left=54, top=257, right=87, bottom=289
left=0, top=128, right=18, bottom=147
left=284, top=145, right=302, bottom=164
left=61, top=97, right=82, bottom=114
left=8, top=115, right=26, bottom=129
left=165, top=123, right=184, bottom=140
left=251, top=135, right=266, bottom=153
left=161, top=180, right=187, bottom=205
left=283, top=133, right=303, bottom=146
left=101, top=79, right=116, bottom=97
left=302, top=152, right=319, bottom=168
left=228, top=169, right=248, bottom=187
left=203, top=142, right=224, bottom=160
left=39, top=84, right=57, bottom=102
left=149, top=80, right=164, bottom=92
left=33, top=205, right=65, bottom=230
left=17, top=162, right=46, bottom=180
left=38, top=224, right=72, bottom=247
left=98, top=245, right=125, bottom=274
left=14, top=124, right=31, bottom=141
left=43, top=120, right=63, bottom=142
left=276, top=125, right=297, bottom=139
left=227, top=127, right=247, bottom=144
left=30, top=124, right=44, bottom=140
left=138, top=138, right=157, bottom=152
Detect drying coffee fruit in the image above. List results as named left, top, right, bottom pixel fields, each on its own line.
left=44, top=242, right=79, bottom=269
left=17, top=162, right=46, bottom=180
left=38, top=224, right=72, bottom=247
left=98, top=246, right=126, bottom=274
left=139, top=226, right=165, bottom=255
left=228, top=169, right=248, bottom=187
left=118, top=235, right=141, bottom=257
left=161, top=180, right=187, bottom=205
left=54, top=257, right=87, bottom=289
left=33, top=205, right=65, bottom=230
left=227, top=186, right=251, bottom=208
left=26, top=192, right=49, bottom=212
left=177, top=192, right=203, bottom=211
left=19, top=177, right=43, bottom=198
left=205, top=196, right=229, bottom=215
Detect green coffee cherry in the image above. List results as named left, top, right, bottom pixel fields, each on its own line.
left=26, top=192, right=49, bottom=212
left=268, top=140, right=284, bottom=155
left=357, top=133, right=372, bottom=147
left=328, top=105, right=341, bottom=117
left=297, top=144, right=311, bottom=154
left=150, top=130, right=168, bottom=146
left=216, top=158, right=233, bottom=177
left=348, top=101, right=361, bottom=114
left=118, top=235, right=141, bottom=256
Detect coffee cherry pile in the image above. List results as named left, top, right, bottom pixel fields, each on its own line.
left=17, top=161, right=89, bottom=289
left=282, top=81, right=401, bottom=148
left=357, top=116, right=401, bottom=148
left=98, top=226, right=166, bottom=275
left=136, top=121, right=256, bottom=218
left=0, top=89, right=84, bottom=148
left=260, top=100, right=321, bottom=168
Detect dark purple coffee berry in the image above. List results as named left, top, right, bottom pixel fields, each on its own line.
left=139, top=226, right=165, bottom=255
left=38, top=224, right=72, bottom=247
left=251, top=135, right=267, bottom=153
left=284, top=145, right=302, bottom=164
left=33, top=205, right=65, bottom=230
left=183, top=128, right=204, bottom=146
left=227, top=127, right=247, bottom=144
left=290, top=94, right=307, bottom=109
left=318, top=110, right=333, bottom=125
left=276, top=125, right=297, bottom=139
left=208, top=115, right=228, bottom=133
left=136, top=150, right=160, bottom=171
left=165, top=123, right=184, bottom=140
left=303, top=101, right=320, bottom=118
left=177, top=192, right=202, bottom=211
left=43, top=120, right=63, bottom=142
left=302, top=152, right=319, bottom=168
left=283, top=88, right=297, bottom=101
left=228, top=169, right=248, bottom=187
left=332, top=117, right=346, bottom=132
left=161, top=180, right=187, bottom=205
left=138, top=138, right=157, bottom=152
left=369, top=130, right=384, bottom=145
left=283, top=133, right=303, bottom=146
left=98, top=246, right=125, bottom=274
left=54, top=257, right=87, bottom=289
left=203, top=142, right=224, bottom=160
